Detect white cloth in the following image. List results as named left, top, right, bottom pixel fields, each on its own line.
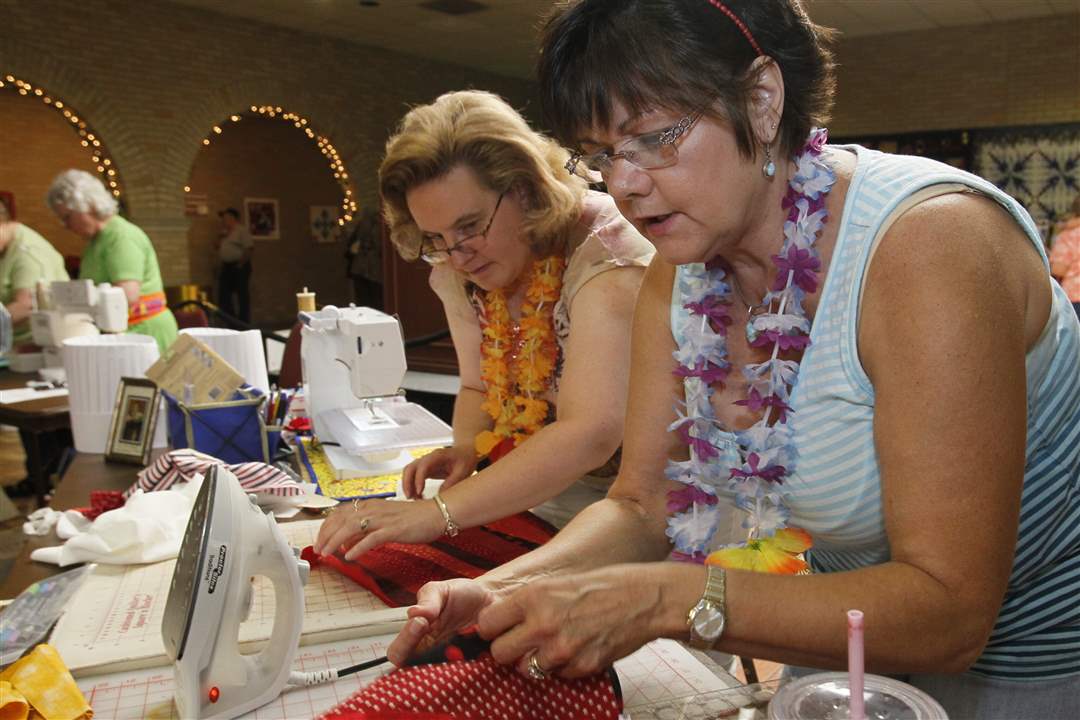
left=30, top=478, right=203, bottom=566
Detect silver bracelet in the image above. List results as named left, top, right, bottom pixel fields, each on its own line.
left=433, top=492, right=460, bottom=537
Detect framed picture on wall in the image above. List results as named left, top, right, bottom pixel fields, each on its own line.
left=244, top=197, right=279, bottom=240
left=310, top=205, right=340, bottom=243
left=105, top=377, right=160, bottom=465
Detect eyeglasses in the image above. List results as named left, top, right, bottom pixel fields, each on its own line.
left=565, top=110, right=703, bottom=183
left=417, top=192, right=505, bottom=265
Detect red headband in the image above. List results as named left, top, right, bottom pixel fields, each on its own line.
left=705, top=0, right=764, bottom=56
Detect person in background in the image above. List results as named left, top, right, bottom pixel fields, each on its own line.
left=215, top=207, right=254, bottom=326
left=0, top=191, right=69, bottom=346
left=1050, top=194, right=1080, bottom=316
left=343, top=207, right=384, bottom=310
left=315, top=90, right=654, bottom=559
left=384, top=2, right=1080, bottom=718
left=47, top=170, right=178, bottom=353
left=0, top=191, right=73, bottom=500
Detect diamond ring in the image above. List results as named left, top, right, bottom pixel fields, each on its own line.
left=526, top=652, right=549, bottom=681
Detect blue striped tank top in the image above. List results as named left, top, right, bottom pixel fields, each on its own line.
left=671, top=145, right=1080, bottom=680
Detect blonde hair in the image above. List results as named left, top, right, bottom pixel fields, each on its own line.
left=379, top=90, right=587, bottom=261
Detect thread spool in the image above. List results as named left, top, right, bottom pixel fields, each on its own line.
left=296, top=287, right=316, bottom=313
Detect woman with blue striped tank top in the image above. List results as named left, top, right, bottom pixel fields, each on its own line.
left=385, top=2, right=1080, bottom=716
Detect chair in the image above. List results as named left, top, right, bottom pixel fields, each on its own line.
left=172, top=305, right=209, bottom=329
left=276, top=324, right=303, bottom=389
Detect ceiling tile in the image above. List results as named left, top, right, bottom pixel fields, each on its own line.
left=910, top=0, right=993, bottom=25
left=980, top=0, right=1061, bottom=21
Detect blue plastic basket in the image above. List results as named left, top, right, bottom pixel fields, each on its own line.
left=164, top=386, right=281, bottom=464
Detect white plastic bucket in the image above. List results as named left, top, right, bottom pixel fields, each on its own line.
left=179, top=327, right=270, bottom=393
left=62, top=334, right=160, bottom=453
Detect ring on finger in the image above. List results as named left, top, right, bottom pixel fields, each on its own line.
left=526, top=652, right=549, bottom=681
left=358, top=517, right=371, bottom=532
left=352, top=498, right=362, bottom=512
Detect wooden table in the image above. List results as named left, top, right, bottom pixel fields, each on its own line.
left=0, top=370, right=72, bottom=506
left=0, top=452, right=136, bottom=599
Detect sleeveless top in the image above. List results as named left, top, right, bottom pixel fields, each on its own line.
left=672, top=146, right=1080, bottom=681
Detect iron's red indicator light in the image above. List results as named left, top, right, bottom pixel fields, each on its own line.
left=209, top=686, right=220, bottom=703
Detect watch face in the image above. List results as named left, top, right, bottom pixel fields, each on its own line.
left=692, top=604, right=726, bottom=641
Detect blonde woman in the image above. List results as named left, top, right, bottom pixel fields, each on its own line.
left=315, top=90, right=653, bottom=559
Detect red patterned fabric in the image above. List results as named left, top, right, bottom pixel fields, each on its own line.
left=75, top=490, right=126, bottom=520
left=318, top=633, right=622, bottom=720
left=303, top=513, right=556, bottom=607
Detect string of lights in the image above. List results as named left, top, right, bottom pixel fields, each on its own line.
left=191, top=106, right=357, bottom=225
left=1, top=73, right=125, bottom=200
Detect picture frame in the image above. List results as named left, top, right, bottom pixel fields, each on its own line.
left=105, top=377, right=160, bottom=465
left=244, top=197, right=280, bottom=240
left=310, top=205, right=340, bottom=243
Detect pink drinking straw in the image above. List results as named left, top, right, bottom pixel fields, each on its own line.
left=848, top=609, right=865, bottom=720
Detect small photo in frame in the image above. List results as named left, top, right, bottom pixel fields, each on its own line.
left=106, top=377, right=160, bottom=465
left=244, top=197, right=279, bottom=240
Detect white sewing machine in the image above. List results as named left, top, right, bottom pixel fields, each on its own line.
left=299, top=305, right=452, bottom=477
left=30, top=279, right=128, bottom=377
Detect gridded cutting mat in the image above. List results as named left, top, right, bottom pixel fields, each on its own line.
left=75, top=636, right=737, bottom=719
left=50, top=520, right=403, bottom=675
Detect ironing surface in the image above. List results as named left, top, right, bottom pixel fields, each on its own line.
left=48, top=519, right=404, bottom=676
left=75, top=636, right=732, bottom=719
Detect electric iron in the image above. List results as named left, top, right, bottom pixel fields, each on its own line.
left=162, top=464, right=309, bottom=719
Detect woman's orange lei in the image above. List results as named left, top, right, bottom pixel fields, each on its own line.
left=475, top=256, right=565, bottom=463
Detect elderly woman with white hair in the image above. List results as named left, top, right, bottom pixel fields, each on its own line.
left=47, top=169, right=178, bottom=352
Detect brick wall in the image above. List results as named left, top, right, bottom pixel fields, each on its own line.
left=0, top=91, right=99, bottom=258
left=830, top=14, right=1080, bottom=135
left=0, top=0, right=536, bottom=326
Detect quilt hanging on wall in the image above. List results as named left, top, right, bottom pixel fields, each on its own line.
left=972, top=124, right=1080, bottom=243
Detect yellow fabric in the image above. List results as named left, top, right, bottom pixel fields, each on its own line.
left=300, top=438, right=439, bottom=499
left=0, top=645, right=91, bottom=720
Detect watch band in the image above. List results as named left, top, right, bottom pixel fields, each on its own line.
left=433, top=492, right=460, bottom=537
left=687, top=564, right=727, bottom=648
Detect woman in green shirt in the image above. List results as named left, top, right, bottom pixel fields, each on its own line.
left=0, top=192, right=69, bottom=346
left=46, top=170, right=178, bottom=352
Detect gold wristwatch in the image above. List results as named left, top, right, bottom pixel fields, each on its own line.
left=687, top=565, right=726, bottom=649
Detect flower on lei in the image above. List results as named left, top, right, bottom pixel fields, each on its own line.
left=706, top=527, right=812, bottom=574
left=667, top=503, right=723, bottom=553
left=772, top=245, right=822, bottom=294
left=667, top=484, right=718, bottom=514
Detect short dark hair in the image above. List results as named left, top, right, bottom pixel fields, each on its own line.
left=537, top=0, right=836, bottom=161
left=220, top=207, right=241, bottom=220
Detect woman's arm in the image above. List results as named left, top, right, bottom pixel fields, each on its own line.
left=480, top=193, right=1047, bottom=677
left=117, top=280, right=141, bottom=306
left=5, top=288, right=34, bottom=324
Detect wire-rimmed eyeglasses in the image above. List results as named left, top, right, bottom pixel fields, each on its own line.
left=417, top=191, right=505, bottom=265
left=565, top=110, right=703, bottom=183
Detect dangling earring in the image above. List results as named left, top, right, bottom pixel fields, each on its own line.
left=762, top=145, right=776, bottom=178
left=762, top=122, right=777, bottom=178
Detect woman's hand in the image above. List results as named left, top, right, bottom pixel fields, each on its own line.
left=401, top=445, right=478, bottom=499
left=387, top=579, right=499, bottom=666
left=313, top=497, right=446, bottom=560
left=476, top=564, right=671, bottom=679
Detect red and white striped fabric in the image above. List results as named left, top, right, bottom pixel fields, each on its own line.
left=126, top=449, right=303, bottom=498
